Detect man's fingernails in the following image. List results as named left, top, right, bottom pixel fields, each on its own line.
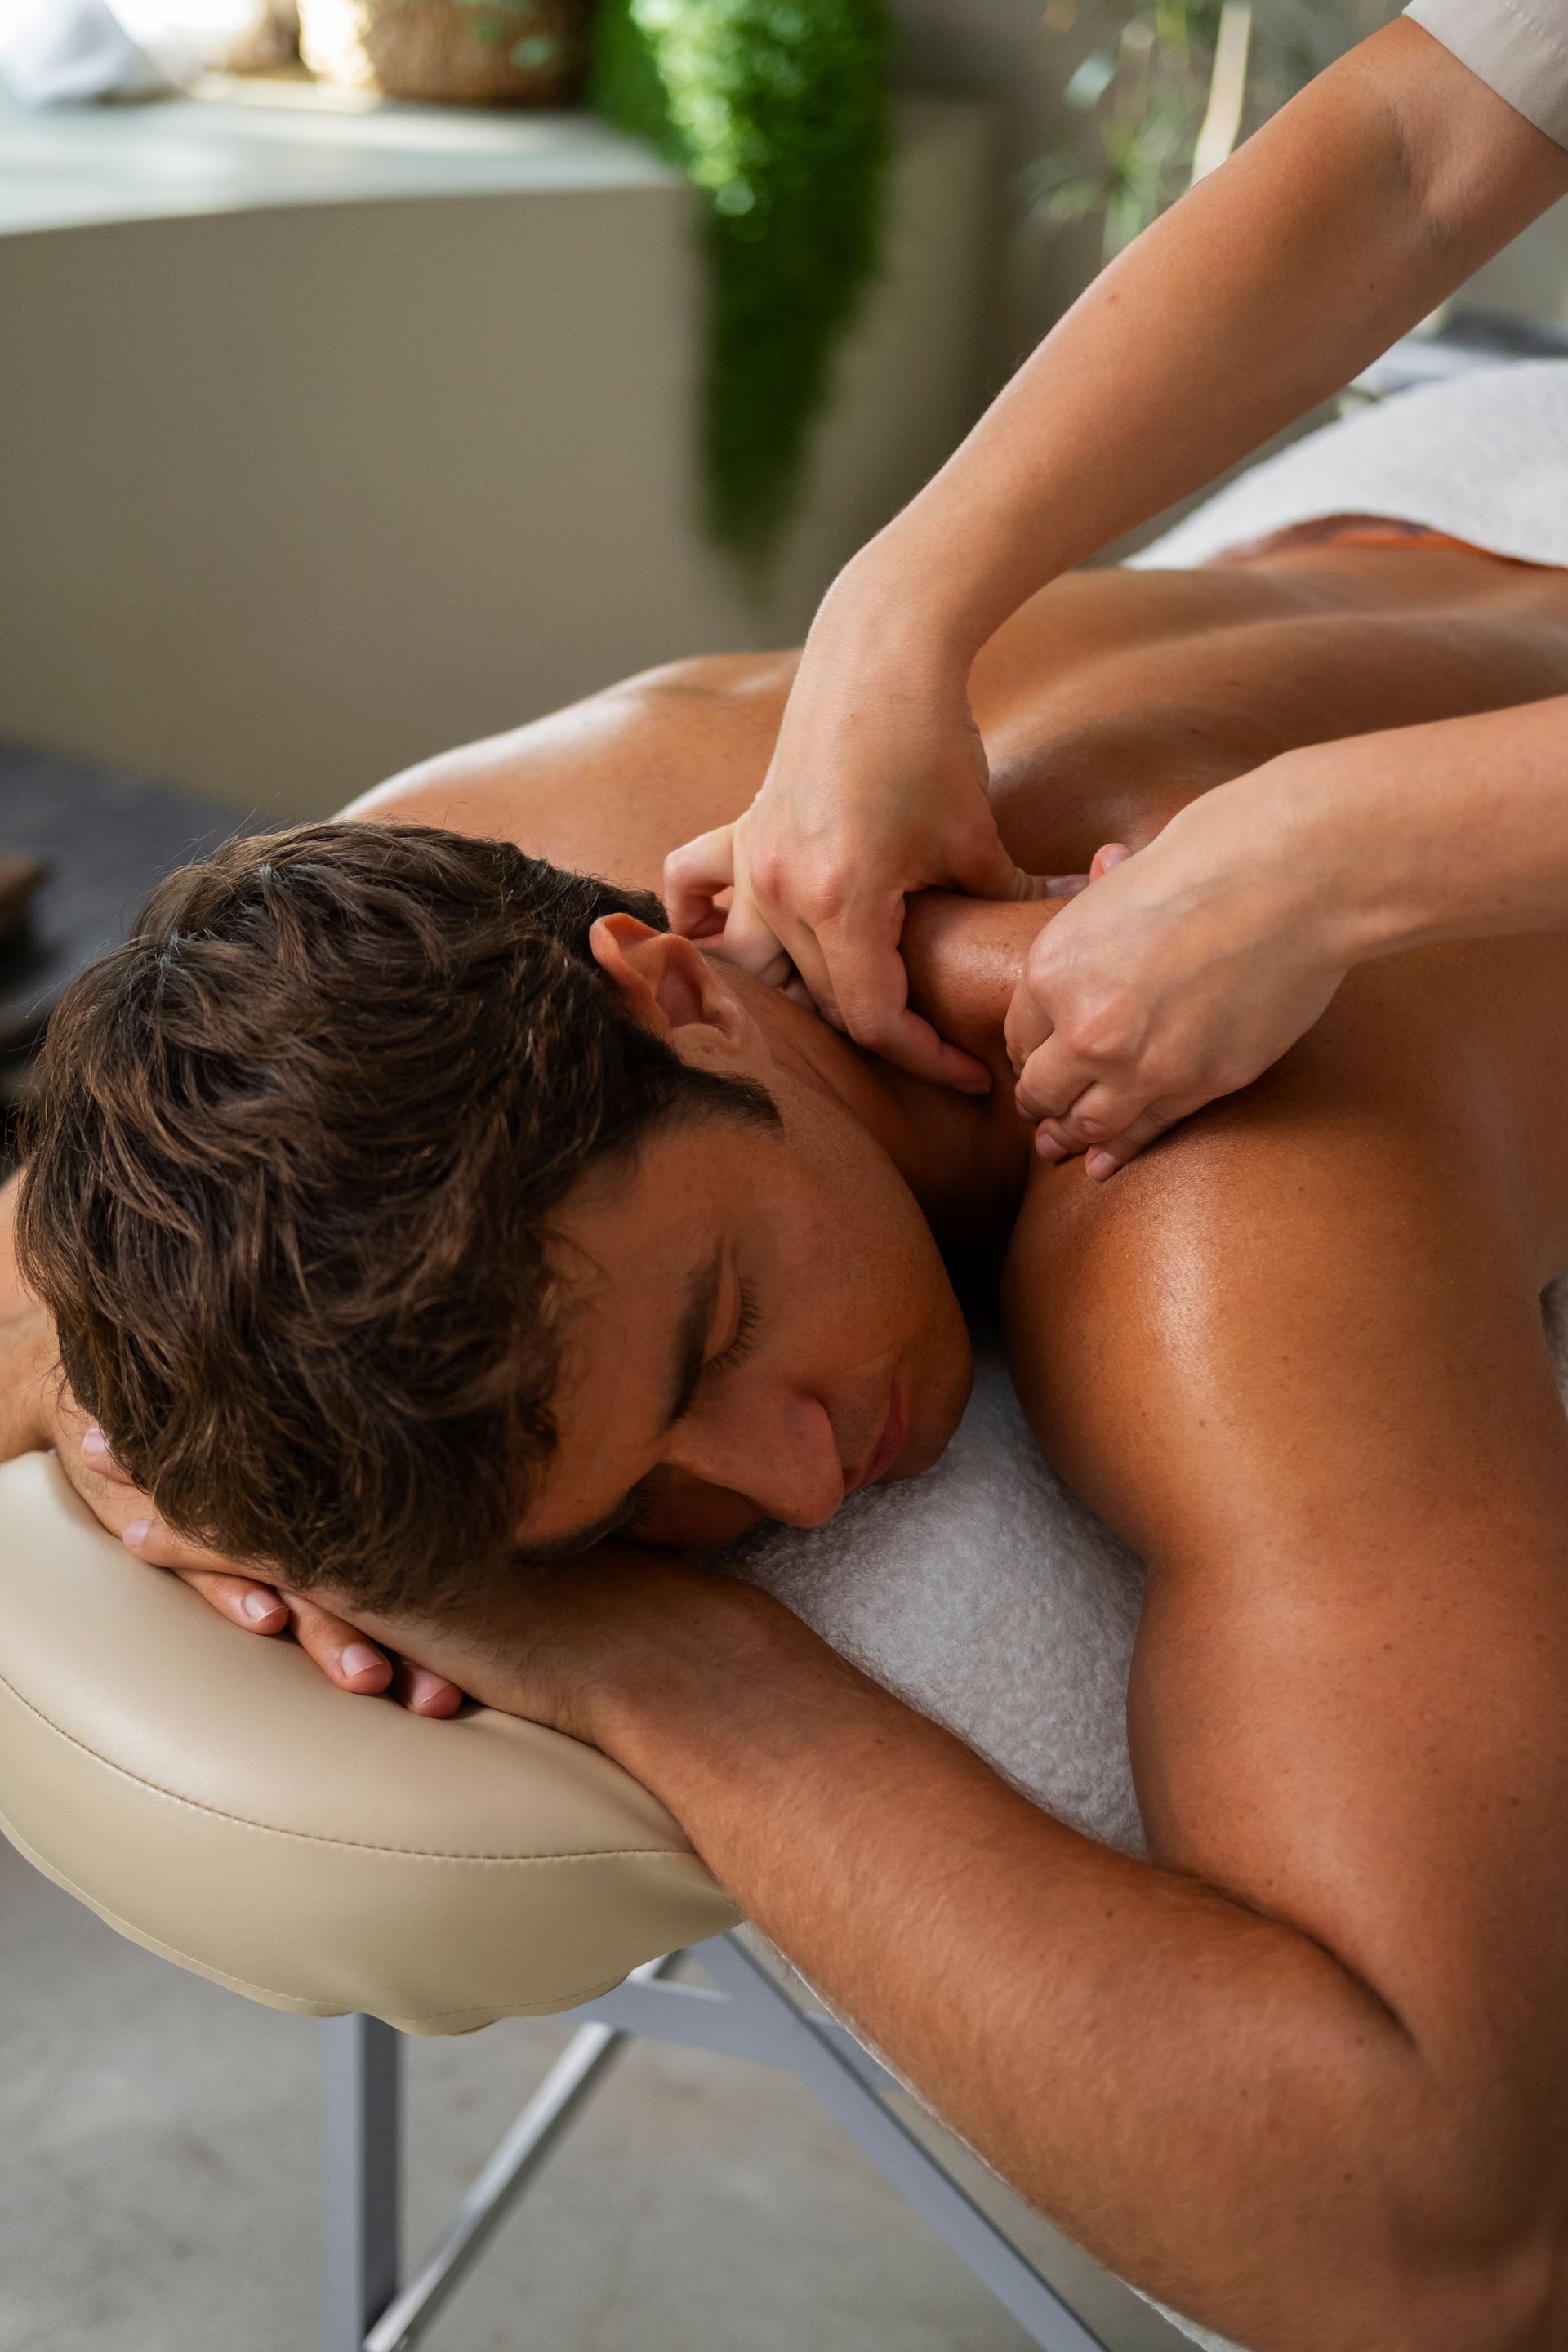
left=122, top=1518, right=151, bottom=1548
left=1036, top=1134, right=1067, bottom=1163
left=243, top=1590, right=282, bottom=1624
left=1086, top=1151, right=1118, bottom=1181
left=957, top=1074, right=991, bottom=1096
left=341, top=1643, right=384, bottom=1681
left=408, top=1669, right=450, bottom=1709
left=82, top=1427, right=109, bottom=1459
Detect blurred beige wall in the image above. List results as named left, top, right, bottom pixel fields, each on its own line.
left=0, top=98, right=991, bottom=823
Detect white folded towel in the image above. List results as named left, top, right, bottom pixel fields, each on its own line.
left=1129, top=358, right=1568, bottom=572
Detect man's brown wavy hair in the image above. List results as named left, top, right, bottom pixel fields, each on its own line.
left=16, top=822, right=777, bottom=1615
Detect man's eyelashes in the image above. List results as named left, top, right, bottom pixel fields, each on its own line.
left=706, top=1282, right=760, bottom=1377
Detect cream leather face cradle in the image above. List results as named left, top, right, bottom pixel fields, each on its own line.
left=0, top=1453, right=738, bottom=2034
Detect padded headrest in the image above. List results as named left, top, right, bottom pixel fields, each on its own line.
left=0, top=1453, right=738, bottom=2034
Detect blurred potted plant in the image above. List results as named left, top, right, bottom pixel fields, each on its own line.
left=1031, top=0, right=1400, bottom=263
left=297, top=0, right=593, bottom=103
left=593, top=0, right=892, bottom=566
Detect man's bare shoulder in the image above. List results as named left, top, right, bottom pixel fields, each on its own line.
left=338, top=654, right=799, bottom=894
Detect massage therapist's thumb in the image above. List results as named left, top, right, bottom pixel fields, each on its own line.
left=951, top=824, right=1049, bottom=905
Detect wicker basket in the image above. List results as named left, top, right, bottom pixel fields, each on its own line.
left=297, top=0, right=593, bottom=105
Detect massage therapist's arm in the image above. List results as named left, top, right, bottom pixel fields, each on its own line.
left=1015, top=687, right=1568, bottom=1172
left=667, top=20, right=1568, bottom=1081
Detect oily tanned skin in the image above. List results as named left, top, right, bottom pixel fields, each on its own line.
left=345, top=542, right=1568, bottom=2351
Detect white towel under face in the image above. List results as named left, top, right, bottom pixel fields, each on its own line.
left=1127, top=358, right=1568, bottom=574
left=730, top=1350, right=1147, bottom=1850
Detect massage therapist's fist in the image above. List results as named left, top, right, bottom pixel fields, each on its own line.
left=1007, top=782, right=1349, bottom=1176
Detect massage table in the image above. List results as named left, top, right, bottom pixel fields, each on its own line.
left=0, top=1353, right=1157, bottom=2352
left=9, top=361, right=1568, bottom=2352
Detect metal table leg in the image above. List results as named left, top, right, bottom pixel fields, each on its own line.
left=321, top=2013, right=402, bottom=2352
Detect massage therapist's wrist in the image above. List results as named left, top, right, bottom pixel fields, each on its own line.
left=819, top=512, right=1020, bottom=680
left=1257, top=746, right=1437, bottom=969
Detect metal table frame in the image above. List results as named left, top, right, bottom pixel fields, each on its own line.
left=320, top=1929, right=1109, bottom=2352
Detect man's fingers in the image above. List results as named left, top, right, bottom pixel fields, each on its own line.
left=172, top=1564, right=291, bottom=1633
left=118, top=1509, right=240, bottom=1575
left=1089, top=841, right=1133, bottom=881
left=390, top=1655, right=466, bottom=1717
left=282, top=1592, right=394, bottom=1695
left=78, top=1423, right=137, bottom=1486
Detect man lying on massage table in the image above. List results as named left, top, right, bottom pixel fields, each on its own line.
left=8, top=519, right=1568, bottom=2352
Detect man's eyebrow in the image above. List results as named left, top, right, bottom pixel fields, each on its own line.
left=513, top=1254, right=720, bottom=1566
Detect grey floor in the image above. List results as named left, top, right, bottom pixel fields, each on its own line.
left=0, top=1836, right=1194, bottom=2352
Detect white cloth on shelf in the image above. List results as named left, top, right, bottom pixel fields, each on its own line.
left=0, top=0, right=256, bottom=101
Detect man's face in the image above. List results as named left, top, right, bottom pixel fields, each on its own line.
left=515, top=1085, right=973, bottom=1559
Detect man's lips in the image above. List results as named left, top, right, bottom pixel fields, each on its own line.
left=849, top=1388, right=906, bottom=1494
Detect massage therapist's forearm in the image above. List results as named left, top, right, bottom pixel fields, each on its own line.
left=842, top=23, right=1568, bottom=666
left=1232, top=691, right=1568, bottom=967
left=598, top=1592, right=1529, bottom=2349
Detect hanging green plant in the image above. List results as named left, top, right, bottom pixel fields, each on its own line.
left=591, top=0, right=893, bottom=565
left=1027, top=2, right=1399, bottom=265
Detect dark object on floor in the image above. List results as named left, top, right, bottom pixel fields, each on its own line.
left=0, top=742, right=239, bottom=1102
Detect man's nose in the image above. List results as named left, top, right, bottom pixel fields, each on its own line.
left=666, top=1392, right=844, bottom=1528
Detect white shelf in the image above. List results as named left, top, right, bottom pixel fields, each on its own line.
left=0, top=78, right=678, bottom=237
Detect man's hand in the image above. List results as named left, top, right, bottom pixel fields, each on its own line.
left=1008, top=780, right=1349, bottom=1177
left=332, top=1544, right=762, bottom=1748
left=663, top=568, right=1044, bottom=1094
left=97, top=1466, right=463, bottom=1715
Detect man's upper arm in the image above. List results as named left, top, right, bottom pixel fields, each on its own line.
left=1004, top=1000, right=1568, bottom=2068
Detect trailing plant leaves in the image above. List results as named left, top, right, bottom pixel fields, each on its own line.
left=1030, top=0, right=1401, bottom=264
left=592, top=0, right=893, bottom=566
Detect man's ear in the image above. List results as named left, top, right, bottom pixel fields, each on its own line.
left=588, top=914, right=748, bottom=1052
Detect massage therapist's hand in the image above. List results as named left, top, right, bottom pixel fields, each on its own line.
left=71, top=1421, right=464, bottom=1717
left=1009, top=770, right=1351, bottom=1177
left=664, top=559, right=1042, bottom=1092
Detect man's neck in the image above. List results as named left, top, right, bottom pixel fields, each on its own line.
left=733, top=894, right=1058, bottom=1243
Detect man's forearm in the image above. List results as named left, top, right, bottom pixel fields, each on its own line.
left=838, top=22, right=1568, bottom=668
left=598, top=1588, right=1532, bottom=2350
